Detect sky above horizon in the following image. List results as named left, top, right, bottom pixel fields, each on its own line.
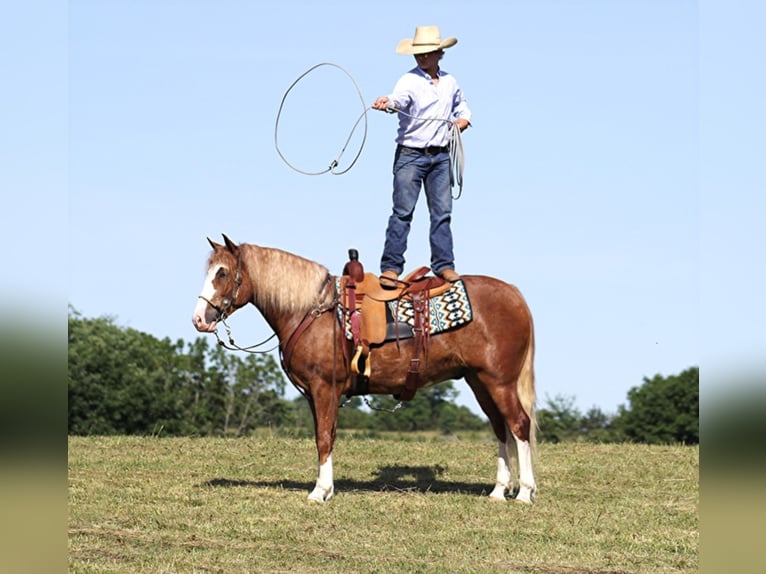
left=5, top=0, right=764, bottom=419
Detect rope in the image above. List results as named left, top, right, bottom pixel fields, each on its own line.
left=449, top=122, right=465, bottom=199
left=274, top=62, right=466, bottom=198
left=274, top=62, right=369, bottom=176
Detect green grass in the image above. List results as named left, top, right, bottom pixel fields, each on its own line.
left=69, top=434, right=698, bottom=573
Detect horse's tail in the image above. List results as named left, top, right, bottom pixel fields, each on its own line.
left=506, top=313, right=537, bottom=490
left=518, top=315, right=537, bottom=453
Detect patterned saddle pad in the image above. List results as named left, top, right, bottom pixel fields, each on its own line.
left=337, top=278, right=473, bottom=342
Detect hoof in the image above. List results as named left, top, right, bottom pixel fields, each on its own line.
left=513, top=486, right=536, bottom=504
left=488, top=485, right=508, bottom=501
left=307, top=486, right=334, bottom=503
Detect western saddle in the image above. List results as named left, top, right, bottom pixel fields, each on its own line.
left=340, top=249, right=452, bottom=401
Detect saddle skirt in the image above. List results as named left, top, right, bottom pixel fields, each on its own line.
left=335, top=274, right=473, bottom=344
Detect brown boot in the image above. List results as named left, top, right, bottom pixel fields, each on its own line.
left=380, top=270, right=399, bottom=289
left=438, top=269, right=460, bottom=282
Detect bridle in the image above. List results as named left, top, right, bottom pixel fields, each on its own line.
left=197, top=252, right=280, bottom=353
left=197, top=294, right=229, bottom=322
left=198, top=248, right=246, bottom=319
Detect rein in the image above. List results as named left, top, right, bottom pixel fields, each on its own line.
left=197, top=294, right=279, bottom=354
left=213, top=317, right=279, bottom=354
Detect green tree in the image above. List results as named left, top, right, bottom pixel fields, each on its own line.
left=68, top=309, right=293, bottom=436
left=580, top=406, right=622, bottom=443
left=228, top=354, right=291, bottom=434
left=436, top=402, right=488, bottom=433
left=616, top=367, right=699, bottom=445
left=537, top=394, right=582, bottom=443
left=174, top=337, right=213, bottom=434
left=537, top=395, right=621, bottom=443
left=337, top=396, right=376, bottom=429
left=288, top=396, right=315, bottom=437
left=366, top=381, right=485, bottom=432
left=68, top=312, right=181, bottom=435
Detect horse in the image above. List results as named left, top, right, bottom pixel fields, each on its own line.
left=192, top=235, right=537, bottom=503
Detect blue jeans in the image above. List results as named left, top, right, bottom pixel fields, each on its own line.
left=380, top=146, right=454, bottom=275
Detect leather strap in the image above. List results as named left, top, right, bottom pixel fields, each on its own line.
left=397, top=290, right=428, bottom=401
left=280, top=275, right=336, bottom=374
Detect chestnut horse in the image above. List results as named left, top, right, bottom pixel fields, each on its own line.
left=192, top=235, right=537, bottom=503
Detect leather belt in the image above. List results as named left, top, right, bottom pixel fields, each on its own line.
left=398, top=144, right=449, bottom=155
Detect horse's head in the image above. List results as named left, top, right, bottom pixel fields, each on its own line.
left=192, top=234, right=249, bottom=332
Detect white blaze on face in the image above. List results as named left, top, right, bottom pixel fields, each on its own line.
left=192, top=264, right=224, bottom=332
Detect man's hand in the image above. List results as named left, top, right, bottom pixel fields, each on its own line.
left=372, top=97, right=390, bottom=111
left=453, top=118, right=470, bottom=132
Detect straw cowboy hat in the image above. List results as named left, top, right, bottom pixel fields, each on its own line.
left=396, top=25, right=458, bottom=55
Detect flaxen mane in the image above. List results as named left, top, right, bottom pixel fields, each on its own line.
left=241, top=244, right=329, bottom=315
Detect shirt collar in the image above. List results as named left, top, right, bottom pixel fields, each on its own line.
left=411, top=66, right=444, bottom=80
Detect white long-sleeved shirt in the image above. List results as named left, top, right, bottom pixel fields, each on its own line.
left=387, top=66, right=472, bottom=148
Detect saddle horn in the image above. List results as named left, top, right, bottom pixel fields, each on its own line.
left=343, top=248, right=365, bottom=282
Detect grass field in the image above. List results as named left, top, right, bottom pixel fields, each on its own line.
left=68, top=433, right=698, bottom=573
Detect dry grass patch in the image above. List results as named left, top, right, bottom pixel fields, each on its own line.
left=69, top=435, right=697, bottom=573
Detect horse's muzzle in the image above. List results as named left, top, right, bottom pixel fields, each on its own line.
left=192, top=297, right=220, bottom=332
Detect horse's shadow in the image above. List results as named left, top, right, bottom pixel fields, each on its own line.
left=200, top=464, right=490, bottom=496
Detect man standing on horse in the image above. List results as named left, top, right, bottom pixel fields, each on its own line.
left=372, top=25, right=472, bottom=288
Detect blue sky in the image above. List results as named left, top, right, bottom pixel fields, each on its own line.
left=5, top=1, right=762, bottom=418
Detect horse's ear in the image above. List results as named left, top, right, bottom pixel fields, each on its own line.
left=207, top=237, right=222, bottom=250
left=222, top=234, right=238, bottom=254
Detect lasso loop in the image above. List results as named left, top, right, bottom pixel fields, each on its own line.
left=274, top=62, right=465, bottom=197
left=274, top=62, right=369, bottom=176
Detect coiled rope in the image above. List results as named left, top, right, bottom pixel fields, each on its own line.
left=274, top=62, right=465, bottom=198
left=388, top=105, right=465, bottom=199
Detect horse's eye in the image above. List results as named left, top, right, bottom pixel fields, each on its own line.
left=216, top=268, right=228, bottom=281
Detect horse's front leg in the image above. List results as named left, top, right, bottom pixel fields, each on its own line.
left=308, top=453, right=334, bottom=503
left=307, top=385, right=340, bottom=502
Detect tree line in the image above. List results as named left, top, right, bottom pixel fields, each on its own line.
left=68, top=308, right=698, bottom=444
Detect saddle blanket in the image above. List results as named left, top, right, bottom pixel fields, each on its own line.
left=337, top=278, right=473, bottom=342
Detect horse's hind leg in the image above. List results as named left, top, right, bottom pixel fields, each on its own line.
left=468, top=372, right=537, bottom=503
left=467, top=376, right=515, bottom=501
left=509, top=425, right=536, bottom=504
